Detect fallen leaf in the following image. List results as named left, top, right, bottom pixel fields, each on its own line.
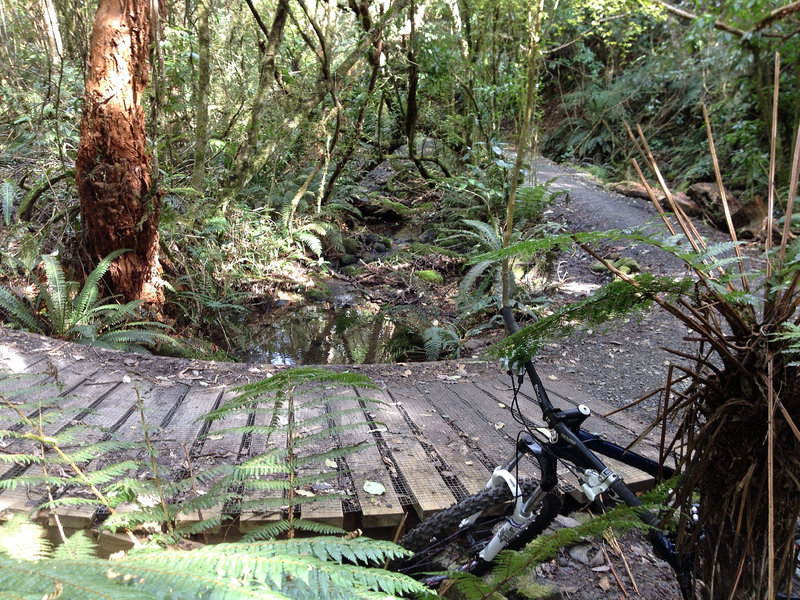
left=207, top=434, right=223, bottom=441
left=464, top=461, right=474, bottom=466
left=547, top=374, right=558, bottom=381
left=295, top=489, right=315, bottom=497
left=324, top=459, right=337, bottom=469
left=122, top=375, right=132, bottom=384
left=363, top=481, right=386, bottom=495
left=498, top=402, right=506, bottom=408
left=591, top=565, right=611, bottom=572
left=597, top=576, right=611, bottom=591
left=494, top=422, right=504, bottom=430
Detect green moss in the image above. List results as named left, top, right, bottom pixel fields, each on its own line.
left=380, top=236, right=393, bottom=250
left=414, top=270, right=443, bottom=284
left=305, top=281, right=332, bottom=301
left=407, top=243, right=460, bottom=258
left=342, top=237, right=360, bottom=255
left=341, top=265, right=363, bottom=277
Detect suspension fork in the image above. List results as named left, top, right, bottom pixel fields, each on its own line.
left=473, top=433, right=559, bottom=563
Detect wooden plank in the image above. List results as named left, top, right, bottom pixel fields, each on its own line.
left=408, top=377, right=541, bottom=482
left=40, top=377, right=158, bottom=529
left=366, top=388, right=456, bottom=520
left=389, top=382, right=492, bottom=497
left=295, top=386, right=343, bottom=528
left=330, top=389, right=404, bottom=528
left=239, top=392, right=287, bottom=533
left=174, top=386, right=239, bottom=533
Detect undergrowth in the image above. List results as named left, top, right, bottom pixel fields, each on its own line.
left=0, top=367, right=425, bottom=599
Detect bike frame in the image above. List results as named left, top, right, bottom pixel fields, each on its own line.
left=463, top=308, right=689, bottom=594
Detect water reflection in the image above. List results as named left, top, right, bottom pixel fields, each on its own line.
left=244, top=303, right=427, bottom=365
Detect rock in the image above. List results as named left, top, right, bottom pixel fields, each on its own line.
left=509, top=572, right=563, bottom=600
left=567, top=543, right=591, bottom=565
left=589, top=548, right=606, bottom=568
left=420, top=228, right=438, bottom=243
left=553, top=514, right=580, bottom=529
left=381, top=236, right=393, bottom=250
left=341, top=265, right=362, bottom=277
left=342, top=237, right=359, bottom=255
left=414, top=269, right=443, bottom=284
left=687, top=182, right=745, bottom=229
left=340, top=254, right=358, bottom=266
left=464, top=338, right=482, bottom=351
left=373, top=242, right=387, bottom=253
left=305, top=281, right=331, bottom=301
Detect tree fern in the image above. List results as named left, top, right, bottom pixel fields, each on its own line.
left=0, top=251, right=178, bottom=353
left=1, top=180, right=18, bottom=226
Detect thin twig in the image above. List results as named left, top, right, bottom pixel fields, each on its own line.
left=601, top=543, right=628, bottom=597
left=701, top=104, right=749, bottom=292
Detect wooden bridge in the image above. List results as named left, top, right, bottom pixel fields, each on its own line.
left=0, top=327, right=669, bottom=543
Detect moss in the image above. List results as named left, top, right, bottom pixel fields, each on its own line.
left=407, top=243, right=460, bottom=258
left=414, top=270, right=443, bottom=284
left=342, top=237, right=360, bottom=255
left=305, top=281, right=332, bottom=301
left=380, top=236, right=393, bottom=250
left=341, top=265, right=363, bottom=277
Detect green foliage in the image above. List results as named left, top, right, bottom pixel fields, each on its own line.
left=0, top=523, right=423, bottom=600
left=0, top=251, right=176, bottom=353
left=1, top=181, right=19, bottom=226
left=0, top=367, right=426, bottom=599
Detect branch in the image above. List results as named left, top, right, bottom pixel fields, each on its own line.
left=655, top=0, right=745, bottom=37
left=657, top=0, right=800, bottom=38
left=243, top=0, right=271, bottom=39
left=755, top=1, right=800, bottom=31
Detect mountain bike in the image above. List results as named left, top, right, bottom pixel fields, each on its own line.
left=395, top=307, right=694, bottom=597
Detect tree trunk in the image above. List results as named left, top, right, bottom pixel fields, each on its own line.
left=192, top=0, right=212, bottom=192
left=39, top=0, right=62, bottom=65
left=75, top=0, right=162, bottom=304
left=686, top=361, right=800, bottom=599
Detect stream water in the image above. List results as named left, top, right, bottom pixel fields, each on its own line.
left=242, top=281, right=427, bottom=365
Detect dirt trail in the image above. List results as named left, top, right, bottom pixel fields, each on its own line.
left=528, top=157, right=716, bottom=424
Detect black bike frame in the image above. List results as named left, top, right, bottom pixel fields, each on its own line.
left=499, top=307, right=689, bottom=597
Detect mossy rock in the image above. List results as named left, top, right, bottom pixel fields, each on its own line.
left=341, top=265, right=363, bottom=277
left=414, top=270, right=443, bottom=284
left=340, top=254, right=358, bottom=266
left=380, top=236, right=393, bottom=250
left=613, top=256, right=640, bottom=274
left=342, top=237, right=360, bottom=255
left=407, top=242, right=460, bottom=258
left=305, top=281, right=332, bottom=301
left=509, top=575, right=563, bottom=600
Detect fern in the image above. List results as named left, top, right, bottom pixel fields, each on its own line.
left=0, top=521, right=424, bottom=600
left=0, top=251, right=177, bottom=353
left=1, top=180, right=18, bottom=226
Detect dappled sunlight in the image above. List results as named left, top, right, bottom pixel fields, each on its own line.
left=0, top=344, right=31, bottom=373
left=559, top=280, right=601, bottom=296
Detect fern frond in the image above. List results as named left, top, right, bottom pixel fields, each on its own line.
left=0, top=514, right=52, bottom=561
left=461, top=219, right=502, bottom=249
left=52, top=531, right=98, bottom=560
left=1, top=180, right=18, bottom=226
left=40, top=253, right=70, bottom=335
left=293, top=230, right=323, bottom=257
left=72, top=249, right=128, bottom=323
left=0, top=287, right=42, bottom=333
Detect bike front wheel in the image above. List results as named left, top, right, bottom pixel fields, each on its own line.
left=396, top=479, right=562, bottom=584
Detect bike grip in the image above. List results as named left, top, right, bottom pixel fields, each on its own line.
left=610, top=479, right=659, bottom=528
left=500, top=307, right=520, bottom=335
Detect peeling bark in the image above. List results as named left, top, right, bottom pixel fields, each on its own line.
left=75, top=0, right=162, bottom=303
